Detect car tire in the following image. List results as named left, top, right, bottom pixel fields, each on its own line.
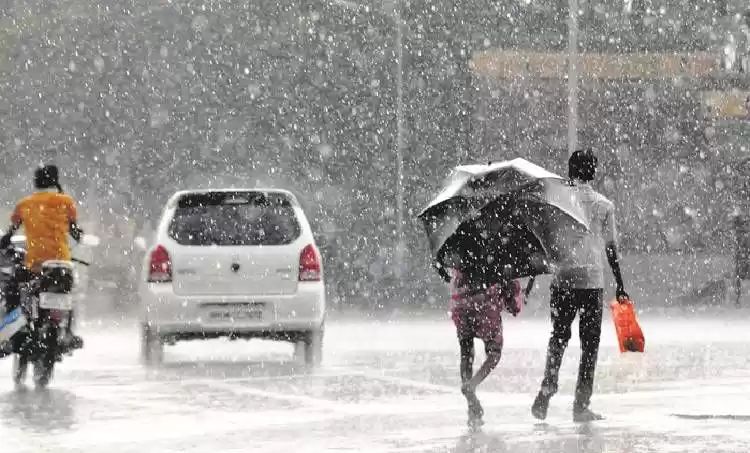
left=141, top=323, right=163, bottom=365
left=303, top=324, right=324, bottom=367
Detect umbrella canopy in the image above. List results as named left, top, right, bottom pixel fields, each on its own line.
left=437, top=198, right=551, bottom=284
left=422, top=158, right=562, bottom=212
left=418, top=158, right=590, bottom=282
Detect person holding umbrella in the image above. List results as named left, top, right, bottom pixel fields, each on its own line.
left=531, top=149, right=629, bottom=423
left=419, top=158, right=592, bottom=429
left=444, top=213, right=528, bottom=429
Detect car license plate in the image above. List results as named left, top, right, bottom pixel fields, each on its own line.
left=206, top=304, right=264, bottom=323
left=39, top=293, right=74, bottom=311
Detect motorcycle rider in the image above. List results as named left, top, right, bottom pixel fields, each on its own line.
left=0, top=164, right=84, bottom=350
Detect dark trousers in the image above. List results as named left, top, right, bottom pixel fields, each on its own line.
left=540, top=286, right=603, bottom=412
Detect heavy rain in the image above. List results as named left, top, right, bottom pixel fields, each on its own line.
left=0, top=0, right=750, bottom=451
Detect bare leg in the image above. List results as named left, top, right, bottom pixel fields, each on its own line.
left=461, top=339, right=502, bottom=428
left=458, top=337, right=482, bottom=428
left=459, top=337, right=474, bottom=385
left=463, top=339, right=502, bottom=392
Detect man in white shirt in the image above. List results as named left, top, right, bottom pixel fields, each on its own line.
left=531, top=149, right=629, bottom=423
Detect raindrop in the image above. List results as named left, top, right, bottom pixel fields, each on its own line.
left=94, top=56, right=105, bottom=72
left=247, top=82, right=261, bottom=99
left=149, top=106, right=169, bottom=128
left=192, top=15, right=209, bottom=33
left=318, top=144, right=333, bottom=159
left=103, top=147, right=119, bottom=166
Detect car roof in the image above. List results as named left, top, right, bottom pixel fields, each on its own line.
left=166, top=189, right=300, bottom=207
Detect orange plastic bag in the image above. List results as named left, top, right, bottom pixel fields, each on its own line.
left=610, top=298, right=645, bottom=353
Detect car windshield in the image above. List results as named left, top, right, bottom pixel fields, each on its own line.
left=168, top=192, right=301, bottom=246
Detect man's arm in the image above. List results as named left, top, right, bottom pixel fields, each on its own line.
left=604, top=203, right=629, bottom=301
left=606, top=242, right=628, bottom=301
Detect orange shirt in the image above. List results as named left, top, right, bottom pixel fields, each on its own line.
left=11, top=191, right=77, bottom=271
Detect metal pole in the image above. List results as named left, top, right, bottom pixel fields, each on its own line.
left=395, top=4, right=405, bottom=269
left=567, top=0, right=579, bottom=155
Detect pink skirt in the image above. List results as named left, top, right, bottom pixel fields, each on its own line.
left=448, top=269, right=523, bottom=343
left=449, top=294, right=503, bottom=343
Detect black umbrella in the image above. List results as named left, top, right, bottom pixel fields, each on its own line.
left=418, top=158, right=589, bottom=284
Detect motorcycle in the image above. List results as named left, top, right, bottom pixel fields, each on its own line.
left=0, top=234, right=98, bottom=388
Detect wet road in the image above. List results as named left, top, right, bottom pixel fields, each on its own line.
left=2, top=312, right=750, bottom=452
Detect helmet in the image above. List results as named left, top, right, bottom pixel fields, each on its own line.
left=568, top=148, right=597, bottom=182
left=34, top=165, right=62, bottom=192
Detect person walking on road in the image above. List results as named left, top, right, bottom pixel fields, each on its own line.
left=531, top=149, right=629, bottom=423
left=448, top=258, right=522, bottom=430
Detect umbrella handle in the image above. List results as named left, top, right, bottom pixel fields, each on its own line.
left=524, top=276, right=536, bottom=302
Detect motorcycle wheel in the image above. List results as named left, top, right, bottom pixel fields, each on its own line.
left=33, top=324, right=58, bottom=389
left=12, top=354, right=28, bottom=386
left=33, top=358, right=54, bottom=389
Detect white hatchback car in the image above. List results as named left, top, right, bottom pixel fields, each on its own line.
left=138, top=189, right=325, bottom=365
